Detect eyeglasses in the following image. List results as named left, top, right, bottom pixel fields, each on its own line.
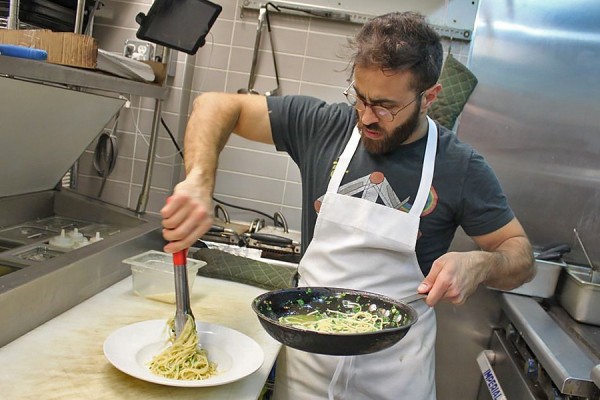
left=343, top=81, right=425, bottom=122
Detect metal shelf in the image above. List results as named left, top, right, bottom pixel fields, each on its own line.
left=0, top=55, right=169, bottom=99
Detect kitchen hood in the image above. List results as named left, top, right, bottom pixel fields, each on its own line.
left=0, top=75, right=124, bottom=197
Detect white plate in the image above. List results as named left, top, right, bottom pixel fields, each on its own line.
left=103, top=319, right=264, bottom=387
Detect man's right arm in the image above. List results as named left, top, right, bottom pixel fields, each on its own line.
left=161, top=92, right=272, bottom=252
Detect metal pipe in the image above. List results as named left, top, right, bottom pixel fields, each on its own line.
left=135, top=98, right=162, bottom=214
left=136, top=47, right=170, bottom=214
left=74, top=0, right=86, bottom=34
left=8, top=0, right=19, bottom=30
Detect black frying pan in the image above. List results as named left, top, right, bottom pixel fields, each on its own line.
left=251, top=287, right=420, bottom=356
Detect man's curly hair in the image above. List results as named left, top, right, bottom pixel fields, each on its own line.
left=349, top=12, right=443, bottom=93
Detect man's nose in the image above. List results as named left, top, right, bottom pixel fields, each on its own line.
left=360, top=106, right=380, bottom=125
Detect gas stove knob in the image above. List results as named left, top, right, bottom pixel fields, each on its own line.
left=505, top=323, right=517, bottom=342
left=523, top=358, right=538, bottom=381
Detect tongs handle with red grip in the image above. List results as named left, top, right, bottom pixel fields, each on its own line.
left=173, top=248, right=194, bottom=338
left=173, top=249, right=188, bottom=266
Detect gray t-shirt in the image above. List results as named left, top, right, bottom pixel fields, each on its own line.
left=267, top=95, right=514, bottom=274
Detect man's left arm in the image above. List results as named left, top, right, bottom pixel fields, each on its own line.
left=418, top=217, right=535, bottom=306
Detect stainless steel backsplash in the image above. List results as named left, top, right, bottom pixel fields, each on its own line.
left=457, top=0, right=600, bottom=268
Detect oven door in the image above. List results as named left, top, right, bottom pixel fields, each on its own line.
left=477, top=330, right=545, bottom=400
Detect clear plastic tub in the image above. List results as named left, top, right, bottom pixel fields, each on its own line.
left=123, top=250, right=206, bottom=304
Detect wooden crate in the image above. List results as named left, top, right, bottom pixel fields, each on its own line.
left=0, top=29, right=97, bottom=69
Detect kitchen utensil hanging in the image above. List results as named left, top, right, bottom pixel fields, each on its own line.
left=237, top=4, right=280, bottom=96
left=573, top=228, right=600, bottom=284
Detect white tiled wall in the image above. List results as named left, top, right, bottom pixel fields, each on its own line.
left=75, top=0, right=472, bottom=232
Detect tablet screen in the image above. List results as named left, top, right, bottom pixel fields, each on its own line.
left=136, top=0, right=222, bottom=55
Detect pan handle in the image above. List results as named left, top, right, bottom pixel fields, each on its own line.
left=248, top=232, right=295, bottom=246
left=399, top=293, right=427, bottom=304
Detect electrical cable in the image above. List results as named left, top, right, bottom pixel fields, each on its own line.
left=161, top=116, right=183, bottom=155
left=93, top=112, right=120, bottom=198
left=212, top=197, right=283, bottom=226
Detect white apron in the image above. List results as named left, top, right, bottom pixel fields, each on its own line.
left=272, top=117, right=439, bottom=400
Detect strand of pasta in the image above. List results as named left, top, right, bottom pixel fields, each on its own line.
left=148, top=316, right=218, bottom=380
left=280, top=307, right=385, bottom=333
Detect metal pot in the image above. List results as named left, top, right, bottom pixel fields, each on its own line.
left=251, top=287, right=420, bottom=356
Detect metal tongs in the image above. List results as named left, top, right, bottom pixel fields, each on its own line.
left=173, top=248, right=194, bottom=338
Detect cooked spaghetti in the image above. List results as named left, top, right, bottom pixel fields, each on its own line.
left=279, top=302, right=392, bottom=333
left=148, top=317, right=218, bottom=380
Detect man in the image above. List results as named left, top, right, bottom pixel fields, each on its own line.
left=161, top=11, right=534, bottom=400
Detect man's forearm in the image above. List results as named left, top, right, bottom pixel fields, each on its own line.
left=481, top=236, right=535, bottom=290
left=184, top=93, right=240, bottom=185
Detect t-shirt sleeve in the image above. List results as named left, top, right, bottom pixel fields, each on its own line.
left=459, top=150, right=515, bottom=237
left=267, top=95, right=352, bottom=165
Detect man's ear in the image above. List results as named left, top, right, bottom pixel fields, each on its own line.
left=423, top=83, right=442, bottom=109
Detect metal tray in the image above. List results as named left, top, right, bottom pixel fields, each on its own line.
left=556, top=265, right=600, bottom=326
left=504, top=259, right=564, bottom=298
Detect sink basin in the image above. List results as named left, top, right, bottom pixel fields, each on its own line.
left=0, top=238, right=24, bottom=252
left=556, top=264, right=600, bottom=326
left=0, top=265, right=20, bottom=277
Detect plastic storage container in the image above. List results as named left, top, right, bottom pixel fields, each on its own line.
left=123, top=250, right=206, bottom=304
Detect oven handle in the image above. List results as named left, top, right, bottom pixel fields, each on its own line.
left=477, top=350, right=508, bottom=400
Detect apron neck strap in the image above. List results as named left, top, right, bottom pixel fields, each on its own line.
left=409, top=116, right=437, bottom=216
left=327, top=117, right=438, bottom=217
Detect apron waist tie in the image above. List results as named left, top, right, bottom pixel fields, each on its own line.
left=328, top=356, right=356, bottom=400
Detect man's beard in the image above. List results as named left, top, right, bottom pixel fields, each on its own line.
left=358, top=103, right=421, bottom=155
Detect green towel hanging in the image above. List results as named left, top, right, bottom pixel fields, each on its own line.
left=192, top=248, right=296, bottom=290
left=429, top=53, right=478, bottom=130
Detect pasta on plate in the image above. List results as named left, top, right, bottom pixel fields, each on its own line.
left=148, top=317, right=218, bottom=380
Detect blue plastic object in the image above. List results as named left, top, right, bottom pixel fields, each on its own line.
left=0, top=44, right=48, bottom=60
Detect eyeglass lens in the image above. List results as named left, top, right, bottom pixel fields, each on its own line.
left=345, top=92, right=394, bottom=121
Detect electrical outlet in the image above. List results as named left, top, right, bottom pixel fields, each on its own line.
left=123, top=39, right=155, bottom=61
